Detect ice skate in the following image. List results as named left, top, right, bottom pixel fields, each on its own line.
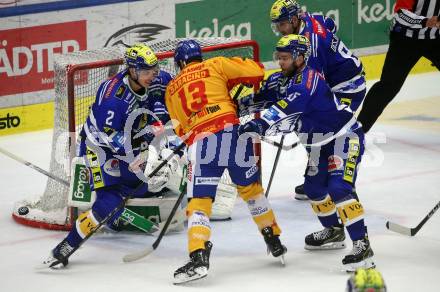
left=294, top=183, right=308, bottom=200
left=305, top=225, right=346, bottom=250
left=174, top=241, right=213, bottom=284
left=261, top=226, right=287, bottom=265
left=36, top=239, right=74, bottom=269
left=343, top=236, right=375, bottom=272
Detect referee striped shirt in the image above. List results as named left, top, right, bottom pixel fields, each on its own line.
left=392, top=0, right=440, bottom=39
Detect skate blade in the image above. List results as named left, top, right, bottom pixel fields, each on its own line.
left=279, top=254, right=286, bottom=266
left=294, top=194, right=309, bottom=200
left=173, top=267, right=208, bottom=285
left=305, top=241, right=346, bottom=251
left=342, top=258, right=376, bottom=273
left=34, top=261, right=65, bottom=270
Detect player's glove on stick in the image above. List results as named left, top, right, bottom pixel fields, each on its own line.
left=238, top=119, right=269, bottom=137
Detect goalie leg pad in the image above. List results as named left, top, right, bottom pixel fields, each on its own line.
left=238, top=183, right=281, bottom=236
left=187, top=198, right=213, bottom=253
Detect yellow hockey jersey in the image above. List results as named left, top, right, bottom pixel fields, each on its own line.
left=165, top=56, right=264, bottom=145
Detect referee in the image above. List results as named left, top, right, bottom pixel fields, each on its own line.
left=358, top=0, right=440, bottom=133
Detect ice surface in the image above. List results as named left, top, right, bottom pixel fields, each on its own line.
left=0, top=72, right=439, bottom=292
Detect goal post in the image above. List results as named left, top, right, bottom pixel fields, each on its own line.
left=12, top=38, right=262, bottom=231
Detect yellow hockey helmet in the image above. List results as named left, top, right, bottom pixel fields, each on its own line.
left=275, top=34, right=311, bottom=63
left=270, top=0, right=301, bottom=23
left=124, top=44, right=158, bottom=70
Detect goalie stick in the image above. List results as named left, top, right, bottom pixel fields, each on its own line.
left=386, top=200, right=440, bottom=236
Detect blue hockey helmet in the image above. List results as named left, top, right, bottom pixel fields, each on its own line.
left=270, top=0, right=301, bottom=23
left=275, top=34, right=311, bottom=63
left=174, top=39, right=202, bottom=65
left=124, top=43, right=158, bottom=70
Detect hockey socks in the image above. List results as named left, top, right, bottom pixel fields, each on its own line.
left=238, top=183, right=281, bottom=235
left=336, top=199, right=366, bottom=241
left=187, top=198, right=212, bottom=253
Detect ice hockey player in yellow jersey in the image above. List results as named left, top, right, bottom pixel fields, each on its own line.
left=165, top=39, right=286, bottom=284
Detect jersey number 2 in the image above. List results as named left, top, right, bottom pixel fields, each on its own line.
left=178, top=80, right=208, bottom=116
left=106, top=110, right=114, bottom=126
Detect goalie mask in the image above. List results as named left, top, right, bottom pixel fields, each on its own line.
left=174, top=39, right=202, bottom=68
left=275, top=34, right=311, bottom=64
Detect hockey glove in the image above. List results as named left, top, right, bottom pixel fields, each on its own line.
left=238, top=119, right=269, bottom=137
left=237, top=94, right=270, bottom=117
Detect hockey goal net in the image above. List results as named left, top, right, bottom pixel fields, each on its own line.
left=12, top=38, right=262, bottom=231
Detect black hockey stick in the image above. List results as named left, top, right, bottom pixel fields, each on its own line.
left=123, top=179, right=187, bottom=262
left=260, top=136, right=299, bottom=151
left=123, top=84, right=249, bottom=262
left=36, top=142, right=187, bottom=268
left=264, top=135, right=284, bottom=198
left=0, top=146, right=70, bottom=186
left=386, top=200, right=440, bottom=236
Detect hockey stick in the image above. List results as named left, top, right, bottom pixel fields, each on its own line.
left=386, top=200, right=440, bottom=236
left=122, top=181, right=186, bottom=262
left=264, top=135, right=284, bottom=198
left=123, top=83, right=250, bottom=263
left=0, top=146, right=70, bottom=186
left=1, top=146, right=173, bottom=234
left=35, top=142, right=187, bottom=268
left=260, top=136, right=299, bottom=151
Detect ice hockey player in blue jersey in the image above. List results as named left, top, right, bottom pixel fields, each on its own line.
left=41, top=44, right=173, bottom=268
left=269, top=0, right=366, bottom=200
left=239, top=35, right=375, bottom=271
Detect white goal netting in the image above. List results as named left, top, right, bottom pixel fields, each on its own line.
left=12, top=38, right=261, bottom=230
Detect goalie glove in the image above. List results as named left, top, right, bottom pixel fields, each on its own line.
left=145, top=148, right=181, bottom=193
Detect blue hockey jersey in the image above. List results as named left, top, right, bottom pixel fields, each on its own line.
left=308, top=13, right=337, bottom=34
left=300, top=12, right=363, bottom=89
left=259, top=66, right=359, bottom=146
left=82, top=69, right=172, bottom=155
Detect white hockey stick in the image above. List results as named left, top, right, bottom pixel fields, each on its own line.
left=386, top=200, right=440, bottom=236
left=0, top=146, right=70, bottom=186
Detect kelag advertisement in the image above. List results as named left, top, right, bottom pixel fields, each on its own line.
left=1, top=0, right=431, bottom=136
left=176, top=0, right=396, bottom=62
